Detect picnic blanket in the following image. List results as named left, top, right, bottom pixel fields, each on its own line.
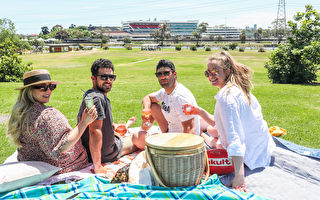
left=0, top=174, right=268, bottom=200
left=1, top=126, right=320, bottom=199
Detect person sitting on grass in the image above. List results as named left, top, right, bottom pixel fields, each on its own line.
left=7, top=69, right=97, bottom=174
left=182, top=51, right=275, bottom=192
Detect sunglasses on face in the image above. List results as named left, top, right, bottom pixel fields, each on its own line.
left=33, top=84, right=56, bottom=92
left=96, top=74, right=117, bottom=81
left=204, top=70, right=218, bottom=77
left=155, top=71, right=172, bottom=78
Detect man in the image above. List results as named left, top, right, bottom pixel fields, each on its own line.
left=77, top=58, right=136, bottom=174
left=132, top=59, right=200, bottom=149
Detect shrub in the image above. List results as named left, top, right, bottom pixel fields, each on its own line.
left=125, top=45, right=132, bottom=50
left=123, top=37, right=131, bottom=44
left=0, top=39, right=32, bottom=82
left=190, top=45, right=197, bottom=51
left=258, top=47, right=265, bottom=52
left=239, top=47, right=245, bottom=52
left=222, top=46, right=228, bottom=51
left=228, top=42, right=238, bottom=50
left=205, top=46, right=211, bottom=51
left=175, top=45, right=182, bottom=51
left=102, top=44, right=109, bottom=50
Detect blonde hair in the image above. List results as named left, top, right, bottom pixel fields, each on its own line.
left=208, top=51, right=253, bottom=105
left=7, top=87, right=36, bottom=146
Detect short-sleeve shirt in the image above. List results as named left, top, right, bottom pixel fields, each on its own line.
left=18, top=102, right=90, bottom=174
left=214, top=85, right=275, bottom=170
left=154, top=83, right=200, bottom=134
left=78, top=89, right=122, bottom=163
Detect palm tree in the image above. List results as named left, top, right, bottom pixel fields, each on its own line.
left=151, top=23, right=171, bottom=46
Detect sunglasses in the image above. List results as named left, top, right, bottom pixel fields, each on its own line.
left=155, top=71, right=172, bottom=78
left=96, top=74, right=117, bottom=81
left=204, top=70, right=218, bottom=77
left=33, top=84, right=56, bottom=92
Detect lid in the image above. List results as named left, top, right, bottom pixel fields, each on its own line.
left=146, top=133, right=204, bottom=150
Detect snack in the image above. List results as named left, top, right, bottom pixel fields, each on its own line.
left=269, top=126, right=287, bottom=137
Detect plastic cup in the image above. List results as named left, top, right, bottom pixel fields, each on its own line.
left=85, top=96, right=93, bottom=110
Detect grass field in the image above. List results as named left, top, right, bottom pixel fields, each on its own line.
left=0, top=48, right=319, bottom=163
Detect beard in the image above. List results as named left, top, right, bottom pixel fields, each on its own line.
left=159, top=75, right=175, bottom=88
left=96, top=80, right=112, bottom=93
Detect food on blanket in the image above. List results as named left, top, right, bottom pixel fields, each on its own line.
left=269, top=126, right=287, bottom=137
left=110, top=164, right=130, bottom=183
left=85, top=96, right=93, bottom=109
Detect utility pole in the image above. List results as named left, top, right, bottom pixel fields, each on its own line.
left=275, top=0, right=287, bottom=44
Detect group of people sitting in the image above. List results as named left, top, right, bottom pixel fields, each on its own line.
left=7, top=51, right=275, bottom=192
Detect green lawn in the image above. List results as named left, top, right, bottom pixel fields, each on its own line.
left=0, top=48, right=319, bottom=163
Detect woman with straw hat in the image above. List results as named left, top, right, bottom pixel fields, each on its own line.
left=7, top=69, right=98, bottom=174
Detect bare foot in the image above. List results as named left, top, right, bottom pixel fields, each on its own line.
left=126, top=116, right=136, bottom=128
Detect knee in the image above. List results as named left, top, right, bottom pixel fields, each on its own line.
left=132, top=131, right=147, bottom=150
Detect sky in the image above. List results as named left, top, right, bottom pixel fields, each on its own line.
left=1, top=0, right=320, bottom=35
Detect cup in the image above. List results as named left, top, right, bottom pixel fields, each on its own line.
left=85, top=96, right=93, bottom=110
left=115, top=121, right=127, bottom=136
left=185, top=106, right=192, bottom=115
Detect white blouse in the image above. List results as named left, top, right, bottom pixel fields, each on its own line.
left=214, top=85, right=275, bottom=170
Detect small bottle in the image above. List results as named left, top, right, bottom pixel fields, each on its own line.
left=185, top=106, right=192, bottom=115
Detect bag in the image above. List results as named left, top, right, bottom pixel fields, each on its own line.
left=207, top=149, right=234, bottom=175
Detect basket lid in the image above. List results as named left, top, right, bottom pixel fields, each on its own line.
left=145, top=133, right=204, bottom=150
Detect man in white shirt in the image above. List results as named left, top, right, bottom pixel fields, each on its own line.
left=132, top=59, right=200, bottom=149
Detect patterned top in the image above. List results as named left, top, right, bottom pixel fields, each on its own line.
left=18, top=102, right=90, bottom=174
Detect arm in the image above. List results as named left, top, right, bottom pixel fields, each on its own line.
left=88, top=119, right=106, bottom=174
left=181, top=118, right=195, bottom=134
left=60, top=106, right=97, bottom=153
left=182, top=104, right=215, bottom=127
left=142, top=92, right=158, bottom=110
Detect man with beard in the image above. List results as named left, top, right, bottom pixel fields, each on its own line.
left=132, top=59, right=200, bottom=149
left=77, top=58, right=137, bottom=174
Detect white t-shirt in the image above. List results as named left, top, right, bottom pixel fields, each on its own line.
left=154, top=83, right=200, bottom=135
left=214, top=85, right=275, bottom=170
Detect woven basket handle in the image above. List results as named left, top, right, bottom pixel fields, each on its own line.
left=145, top=146, right=167, bottom=187
left=203, top=150, right=210, bottom=182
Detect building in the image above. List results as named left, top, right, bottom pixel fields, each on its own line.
left=48, top=44, right=72, bottom=53
left=121, top=20, right=198, bottom=36
left=203, top=25, right=241, bottom=39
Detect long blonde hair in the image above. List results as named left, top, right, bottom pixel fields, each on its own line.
left=7, top=87, right=36, bottom=147
left=208, top=51, right=253, bottom=105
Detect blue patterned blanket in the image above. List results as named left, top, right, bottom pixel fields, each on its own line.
left=0, top=175, right=270, bottom=200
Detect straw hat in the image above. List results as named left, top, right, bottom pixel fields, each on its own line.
left=15, top=69, right=60, bottom=90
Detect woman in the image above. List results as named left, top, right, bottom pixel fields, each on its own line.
left=7, top=69, right=97, bottom=174
left=183, top=51, right=275, bottom=191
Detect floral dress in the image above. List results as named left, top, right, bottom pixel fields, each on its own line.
left=18, top=102, right=90, bottom=174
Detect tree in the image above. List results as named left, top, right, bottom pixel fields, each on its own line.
left=55, top=29, right=70, bottom=40
left=123, top=37, right=131, bottom=44
left=41, top=26, right=49, bottom=35
left=265, top=5, right=320, bottom=84
left=192, top=22, right=208, bottom=46
left=69, top=24, right=76, bottom=29
left=151, top=23, right=171, bottom=46
left=240, top=30, right=246, bottom=43
left=51, top=24, right=63, bottom=32
left=0, top=39, right=32, bottom=82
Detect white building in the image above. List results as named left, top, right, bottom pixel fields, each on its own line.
left=203, top=25, right=241, bottom=39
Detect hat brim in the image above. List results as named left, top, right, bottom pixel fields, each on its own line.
left=15, top=80, right=60, bottom=90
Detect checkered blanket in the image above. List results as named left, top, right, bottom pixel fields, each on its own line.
left=0, top=175, right=269, bottom=200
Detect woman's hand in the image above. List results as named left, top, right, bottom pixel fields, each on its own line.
left=82, top=105, right=97, bottom=125
left=231, top=174, right=247, bottom=192
left=182, top=104, right=199, bottom=115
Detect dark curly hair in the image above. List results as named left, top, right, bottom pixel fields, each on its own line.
left=91, top=58, right=114, bottom=76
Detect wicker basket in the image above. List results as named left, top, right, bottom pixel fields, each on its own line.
left=145, top=133, right=209, bottom=187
